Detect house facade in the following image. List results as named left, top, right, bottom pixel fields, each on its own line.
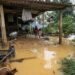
left=0, top=0, right=70, bottom=45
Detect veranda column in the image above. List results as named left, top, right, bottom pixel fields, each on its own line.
left=0, top=5, right=7, bottom=45
left=58, top=10, right=63, bottom=44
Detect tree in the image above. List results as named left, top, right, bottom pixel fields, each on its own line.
left=62, top=15, right=75, bottom=36
left=47, top=12, right=75, bottom=36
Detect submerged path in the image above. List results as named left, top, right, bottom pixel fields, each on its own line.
left=10, top=38, right=75, bottom=75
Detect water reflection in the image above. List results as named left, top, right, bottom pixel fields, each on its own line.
left=12, top=38, right=75, bottom=75
left=43, top=48, right=56, bottom=69
left=31, top=48, right=56, bottom=69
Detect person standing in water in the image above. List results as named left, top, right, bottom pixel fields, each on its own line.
left=33, top=26, right=39, bottom=37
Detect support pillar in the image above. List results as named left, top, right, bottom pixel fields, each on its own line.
left=0, top=5, right=7, bottom=45
left=58, top=10, right=63, bottom=44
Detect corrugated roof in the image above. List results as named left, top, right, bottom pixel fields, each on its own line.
left=0, top=0, right=70, bottom=11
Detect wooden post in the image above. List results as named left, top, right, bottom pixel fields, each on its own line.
left=42, top=13, right=45, bottom=34
left=58, top=10, right=63, bottom=44
left=0, top=5, right=7, bottom=45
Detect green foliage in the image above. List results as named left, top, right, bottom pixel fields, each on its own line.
left=60, top=58, right=75, bottom=75
left=42, top=25, right=51, bottom=33
left=42, top=12, right=59, bottom=34
left=72, top=39, right=75, bottom=42
left=62, top=15, right=75, bottom=36
left=36, top=4, right=74, bottom=35
left=52, top=13, right=75, bottom=36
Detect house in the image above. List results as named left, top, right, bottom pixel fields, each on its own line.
left=0, top=0, right=70, bottom=45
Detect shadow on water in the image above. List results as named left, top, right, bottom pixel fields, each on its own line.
left=10, top=57, right=36, bottom=63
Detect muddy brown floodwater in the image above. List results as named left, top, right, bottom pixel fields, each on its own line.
left=4, top=37, right=75, bottom=75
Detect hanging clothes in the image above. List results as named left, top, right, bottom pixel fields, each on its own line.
left=22, top=9, right=32, bottom=21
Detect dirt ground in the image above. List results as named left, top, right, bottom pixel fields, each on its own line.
left=8, top=37, right=75, bottom=75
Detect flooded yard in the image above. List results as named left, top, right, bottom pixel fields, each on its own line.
left=9, top=37, right=75, bottom=75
